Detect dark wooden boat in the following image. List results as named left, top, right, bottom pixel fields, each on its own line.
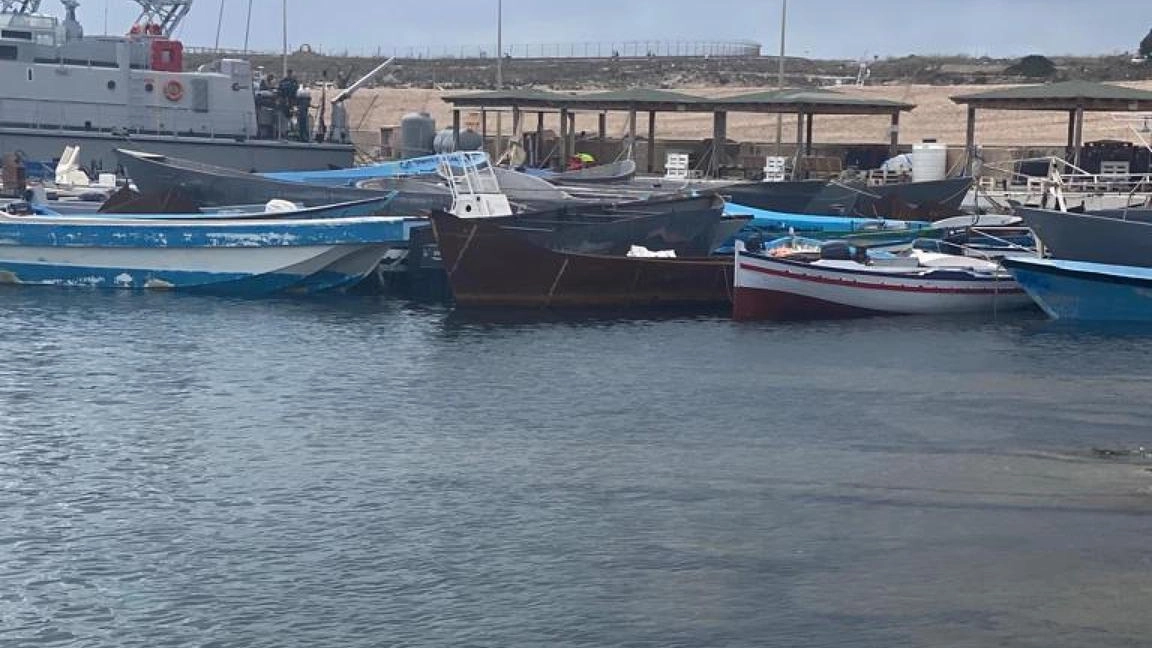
left=1015, top=206, right=1152, bottom=267
left=545, top=159, right=638, bottom=185
left=806, top=177, right=973, bottom=220
left=116, top=149, right=435, bottom=214
left=723, top=176, right=973, bottom=220
left=429, top=210, right=734, bottom=308
left=718, top=179, right=829, bottom=214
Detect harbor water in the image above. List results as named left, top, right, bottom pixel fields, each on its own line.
left=1, top=291, right=1150, bottom=647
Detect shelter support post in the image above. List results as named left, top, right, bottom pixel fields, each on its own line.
left=512, top=106, right=521, bottom=141
left=559, top=107, right=569, bottom=170
left=1072, top=107, right=1085, bottom=168
left=965, top=106, right=977, bottom=175
left=535, top=111, right=544, bottom=166
left=805, top=113, right=814, bottom=156
left=889, top=112, right=900, bottom=159
left=598, top=112, right=606, bottom=142
left=647, top=110, right=657, bottom=174
left=495, top=112, right=503, bottom=161
left=794, top=112, right=804, bottom=179
left=711, top=111, right=727, bottom=179
left=569, top=111, right=576, bottom=160
left=480, top=109, right=488, bottom=156
left=452, top=109, right=461, bottom=149
left=628, top=109, right=637, bottom=158
left=1066, top=109, right=1077, bottom=162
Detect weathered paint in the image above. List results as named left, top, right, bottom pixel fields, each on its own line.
left=0, top=215, right=412, bottom=249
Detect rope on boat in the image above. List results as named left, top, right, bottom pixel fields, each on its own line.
left=546, top=258, right=570, bottom=305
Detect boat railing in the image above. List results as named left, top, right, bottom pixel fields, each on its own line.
left=438, top=152, right=513, bottom=218
left=980, top=156, right=1152, bottom=195
left=913, top=226, right=1037, bottom=262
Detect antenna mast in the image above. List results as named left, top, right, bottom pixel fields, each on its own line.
left=131, top=0, right=193, bottom=37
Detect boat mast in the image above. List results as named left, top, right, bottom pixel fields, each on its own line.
left=774, top=0, right=787, bottom=156
left=495, top=0, right=502, bottom=89
left=495, top=0, right=503, bottom=157
left=281, top=0, right=287, bottom=77
left=214, top=0, right=224, bottom=49
left=242, top=0, right=252, bottom=52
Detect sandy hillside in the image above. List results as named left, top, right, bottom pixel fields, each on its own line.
left=344, top=81, right=1152, bottom=148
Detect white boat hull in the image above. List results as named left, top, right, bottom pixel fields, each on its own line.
left=733, top=251, right=1033, bottom=320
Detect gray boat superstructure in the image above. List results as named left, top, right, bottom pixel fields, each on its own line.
left=0, top=1, right=353, bottom=171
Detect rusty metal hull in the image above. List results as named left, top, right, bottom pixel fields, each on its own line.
left=430, top=210, right=734, bottom=309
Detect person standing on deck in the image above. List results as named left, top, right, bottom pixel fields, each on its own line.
left=277, top=70, right=300, bottom=119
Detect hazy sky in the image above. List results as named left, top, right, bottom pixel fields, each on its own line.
left=73, top=0, right=1150, bottom=59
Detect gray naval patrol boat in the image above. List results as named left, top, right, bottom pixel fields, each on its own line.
left=0, top=0, right=354, bottom=172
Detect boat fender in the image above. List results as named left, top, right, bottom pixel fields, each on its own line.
left=164, top=80, right=184, bottom=102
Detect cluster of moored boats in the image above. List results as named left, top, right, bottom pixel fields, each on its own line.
left=3, top=148, right=1149, bottom=322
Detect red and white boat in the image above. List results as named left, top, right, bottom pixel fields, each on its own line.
left=732, top=240, right=1033, bottom=320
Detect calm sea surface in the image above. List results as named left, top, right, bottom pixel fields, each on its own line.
left=1, top=290, right=1150, bottom=648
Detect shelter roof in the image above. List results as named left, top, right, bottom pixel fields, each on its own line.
left=441, top=88, right=567, bottom=107
left=951, top=80, right=1152, bottom=111
left=715, top=88, right=914, bottom=114
left=565, top=88, right=705, bottom=106
left=443, top=86, right=914, bottom=115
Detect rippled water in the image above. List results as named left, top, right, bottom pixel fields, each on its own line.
left=1, top=290, right=1149, bottom=647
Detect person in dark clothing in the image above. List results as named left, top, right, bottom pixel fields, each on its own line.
left=277, top=70, right=300, bottom=118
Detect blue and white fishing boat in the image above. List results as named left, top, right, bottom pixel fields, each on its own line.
left=734, top=238, right=1032, bottom=320
left=1002, top=257, right=1152, bottom=321
left=0, top=213, right=420, bottom=295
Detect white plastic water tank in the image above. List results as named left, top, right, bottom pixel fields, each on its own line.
left=912, top=142, right=947, bottom=182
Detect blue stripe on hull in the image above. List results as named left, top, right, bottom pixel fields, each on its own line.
left=0, top=218, right=410, bottom=249
left=1008, top=266, right=1152, bottom=321
left=0, top=261, right=364, bottom=296
left=261, top=152, right=489, bottom=185
left=724, top=203, right=931, bottom=233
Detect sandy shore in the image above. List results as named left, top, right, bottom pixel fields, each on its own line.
left=345, top=81, right=1152, bottom=149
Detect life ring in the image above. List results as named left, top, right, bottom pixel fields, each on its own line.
left=163, top=80, right=184, bottom=102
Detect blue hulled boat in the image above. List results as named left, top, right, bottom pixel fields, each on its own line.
left=0, top=213, right=421, bottom=295
left=1002, top=257, right=1152, bottom=321
left=261, top=152, right=490, bottom=186
left=724, top=202, right=931, bottom=235
left=33, top=196, right=398, bottom=220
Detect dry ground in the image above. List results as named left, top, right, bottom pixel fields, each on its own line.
left=344, top=81, right=1152, bottom=149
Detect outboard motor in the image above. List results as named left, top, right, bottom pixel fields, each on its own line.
left=255, top=90, right=278, bottom=139
left=819, top=240, right=854, bottom=261
left=745, top=232, right=765, bottom=253
left=329, top=102, right=349, bottom=144
left=295, top=87, right=312, bottom=142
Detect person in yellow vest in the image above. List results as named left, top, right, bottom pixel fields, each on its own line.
left=567, top=152, right=596, bottom=171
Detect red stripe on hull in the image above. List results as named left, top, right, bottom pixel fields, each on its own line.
left=737, top=261, right=1023, bottom=295
left=732, top=286, right=886, bottom=321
